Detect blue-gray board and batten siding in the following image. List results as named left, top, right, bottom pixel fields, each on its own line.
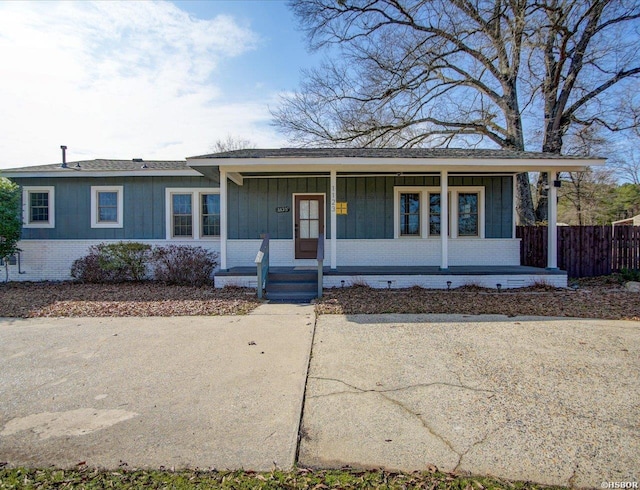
left=227, top=175, right=513, bottom=240
left=12, top=174, right=513, bottom=240
left=13, top=176, right=219, bottom=240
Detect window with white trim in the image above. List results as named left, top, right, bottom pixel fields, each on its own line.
left=394, top=186, right=484, bottom=239
left=91, top=186, right=123, bottom=228
left=172, top=193, right=193, bottom=237
left=165, top=188, right=220, bottom=240
left=201, top=193, right=220, bottom=237
left=23, top=186, right=55, bottom=228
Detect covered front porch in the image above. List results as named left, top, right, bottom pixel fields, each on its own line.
left=185, top=148, right=603, bottom=297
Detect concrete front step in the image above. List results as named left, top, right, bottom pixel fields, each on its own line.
left=268, top=271, right=317, bottom=283
left=266, top=291, right=318, bottom=302
left=267, top=281, right=317, bottom=293
left=266, top=270, right=319, bottom=302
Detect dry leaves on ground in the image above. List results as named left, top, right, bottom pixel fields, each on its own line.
left=316, top=281, right=640, bottom=321
left=0, top=282, right=260, bottom=318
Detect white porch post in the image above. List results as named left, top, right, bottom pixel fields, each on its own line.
left=330, top=170, right=337, bottom=269
left=440, top=170, right=449, bottom=270
left=220, top=168, right=228, bottom=270
left=547, top=169, right=558, bottom=269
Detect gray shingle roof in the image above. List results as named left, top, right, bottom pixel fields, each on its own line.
left=4, top=159, right=188, bottom=172
left=188, top=147, right=599, bottom=160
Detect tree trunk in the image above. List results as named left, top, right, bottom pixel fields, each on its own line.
left=516, top=173, right=535, bottom=225
left=535, top=172, right=549, bottom=223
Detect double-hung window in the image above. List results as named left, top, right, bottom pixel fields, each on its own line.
left=23, top=186, right=55, bottom=228
left=171, top=193, right=193, bottom=237
left=458, top=193, right=479, bottom=236
left=399, top=192, right=421, bottom=236
left=166, top=188, right=220, bottom=239
left=91, top=186, right=123, bottom=228
left=201, top=193, right=220, bottom=237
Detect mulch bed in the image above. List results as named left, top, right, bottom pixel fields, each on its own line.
left=1, top=277, right=638, bottom=321
left=0, top=282, right=260, bottom=318
left=315, top=279, right=640, bottom=321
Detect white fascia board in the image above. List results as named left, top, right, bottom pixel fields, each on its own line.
left=1, top=170, right=204, bottom=178
left=189, top=156, right=605, bottom=169
left=213, top=160, right=603, bottom=174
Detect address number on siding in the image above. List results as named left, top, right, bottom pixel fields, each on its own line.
left=276, top=206, right=290, bottom=213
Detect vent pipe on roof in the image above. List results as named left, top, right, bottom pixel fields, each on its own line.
left=60, top=145, right=67, bottom=168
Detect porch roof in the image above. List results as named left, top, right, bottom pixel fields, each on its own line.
left=187, top=147, right=604, bottom=174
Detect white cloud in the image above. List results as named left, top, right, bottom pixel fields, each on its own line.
left=0, top=0, right=285, bottom=168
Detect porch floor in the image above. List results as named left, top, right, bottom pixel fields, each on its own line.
left=216, top=265, right=565, bottom=276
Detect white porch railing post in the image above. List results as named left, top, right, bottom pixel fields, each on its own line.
left=440, top=170, right=449, bottom=270
left=220, top=168, right=228, bottom=270
left=330, top=170, right=337, bottom=269
left=547, top=170, right=558, bottom=269
left=317, top=232, right=325, bottom=298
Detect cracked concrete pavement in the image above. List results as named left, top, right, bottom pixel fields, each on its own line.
left=1, top=307, right=638, bottom=488
left=0, top=305, right=315, bottom=471
left=299, top=313, right=640, bottom=488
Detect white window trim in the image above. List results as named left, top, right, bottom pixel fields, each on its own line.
left=91, top=186, right=124, bottom=228
left=451, top=186, right=485, bottom=239
left=394, top=187, right=427, bottom=238
left=165, top=188, right=220, bottom=240
left=394, top=186, right=485, bottom=239
left=23, top=186, right=55, bottom=228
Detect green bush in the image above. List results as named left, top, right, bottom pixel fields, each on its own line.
left=71, top=252, right=117, bottom=283
left=71, top=242, right=151, bottom=283
left=151, top=245, right=218, bottom=286
left=0, top=179, right=22, bottom=281
left=620, top=268, right=640, bottom=282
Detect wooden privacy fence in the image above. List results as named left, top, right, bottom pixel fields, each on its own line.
left=516, top=225, right=640, bottom=278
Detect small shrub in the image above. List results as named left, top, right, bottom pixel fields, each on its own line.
left=151, top=245, right=218, bottom=286
left=71, top=242, right=151, bottom=283
left=620, top=268, right=640, bottom=282
left=97, top=242, right=151, bottom=281
left=71, top=252, right=117, bottom=283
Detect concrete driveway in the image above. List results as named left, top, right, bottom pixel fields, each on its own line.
left=1, top=307, right=638, bottom=487
left=0, top=304, right=315, bottom=471
left=300, top=314, right=640, bottom=488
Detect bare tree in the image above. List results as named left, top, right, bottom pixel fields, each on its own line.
left=273, top=0, right=640, bottom=224
left=274, top=0, right=536, bottom=223
left=211, top=135, right=256, bottom=153
left=610, top=127, right=640, bottom=184
left=533, top=0, right=640, bottom=221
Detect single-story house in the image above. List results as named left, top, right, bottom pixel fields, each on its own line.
left=2, top=148, right=605, bottom=299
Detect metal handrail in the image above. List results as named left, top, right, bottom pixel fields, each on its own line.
left=316, top=232, right=324, bottom=298
left=255, top=234, right=270, bottom=299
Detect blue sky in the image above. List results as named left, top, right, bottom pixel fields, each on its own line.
left=0, top=0, right=319, bottom=169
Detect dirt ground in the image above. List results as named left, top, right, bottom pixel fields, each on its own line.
left=315, top=276, right=640, bottom=321
left=0, top=276, right=638, bottom=321
left=0, top=282, right=260, bottom=317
